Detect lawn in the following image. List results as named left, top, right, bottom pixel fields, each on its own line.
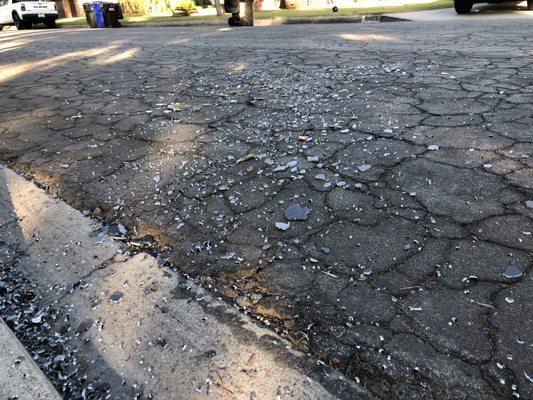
left=56, top=0, right=453, bottom=26
left=56, top=14, right=220, bottom=26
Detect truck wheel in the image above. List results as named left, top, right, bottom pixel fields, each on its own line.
left=454, top=0, right=473, bottom=13
left=528, top=0, right=533, bottom=10
left=13, top=13, right=26, bottom=30
left=0, top=25, right=3, bottom=31
left=45, top=20, right=57, bottom=29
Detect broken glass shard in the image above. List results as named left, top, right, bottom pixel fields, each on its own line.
left=107, top=224, right=126, bottom=236
left=503, top=266, right=523, bottom=279
left=284, top=204, right=310, bottom=221
left=321, top=247, right=331, bottom=254
left=109, top=291, right=124, bottom=303
left=287, top=160, right=298, bottom=168
left=362, top=266, right=373, bottom=276
left=275, top=221, right=290, bottom=231
left=220, top=251, right=235, bottom=260
left=93, top=232, right=106, bottom=244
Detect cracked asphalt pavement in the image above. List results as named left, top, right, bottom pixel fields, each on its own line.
left=1, top=17, right=532, bottom=400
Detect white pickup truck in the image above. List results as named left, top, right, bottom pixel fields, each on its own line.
left=0, top=0, right=58, bottom=30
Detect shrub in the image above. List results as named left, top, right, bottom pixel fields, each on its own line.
left=194, top=0, right=211, bottom=8
left=120, top=0, right=150, bottom=15
left=120, top=0, right=171, bottom=14
left=172, top=0, right=197, bottom=14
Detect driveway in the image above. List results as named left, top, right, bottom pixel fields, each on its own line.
left=0, top=15, right=532, bottom=400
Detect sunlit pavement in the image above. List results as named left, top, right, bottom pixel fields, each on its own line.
left=0, top=11, right=532, bottom=400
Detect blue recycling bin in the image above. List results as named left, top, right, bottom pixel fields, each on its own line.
left=92, top=2, right=105, bottom=28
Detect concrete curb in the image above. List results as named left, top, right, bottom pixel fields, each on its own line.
left=58, top=14, right=407, bottom=29
left=0, top=164, right=374, bottom=399
left=0, top=318, right=62, bottom=400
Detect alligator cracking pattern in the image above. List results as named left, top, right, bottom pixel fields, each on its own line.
left=0, top=21, right=532, bottom=400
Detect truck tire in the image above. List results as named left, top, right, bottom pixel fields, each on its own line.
left=45, top=20, right=56, bottom=28
left=528, top=0, right=533, bottom=10
left=0, top=25, right=3, bottom=31
left=13, top=13, right=26, bottom=30
left=454, top=0, right=473, bottom=13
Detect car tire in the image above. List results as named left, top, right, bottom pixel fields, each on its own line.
left=0, top=25, right=3, bottom=31
left=13, top=13, right=25, bottom=30
left=528, top=0, right=533, bottom=10
left=45, top=20, right=57, bottom=29
left=454, top=0, right=473, bottom=13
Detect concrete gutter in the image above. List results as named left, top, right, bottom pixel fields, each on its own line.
left=57, top=14, right=406, bottom=29
left=0, top=164, right=374, bottom=399
left=255, top=15, right=405, bottom=26
left=0, top=318, right=62, bottom=400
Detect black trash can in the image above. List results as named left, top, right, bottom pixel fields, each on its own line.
left=102, top=3, right=122, bottom=28
left=83, top=3, right=97, bottom=28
